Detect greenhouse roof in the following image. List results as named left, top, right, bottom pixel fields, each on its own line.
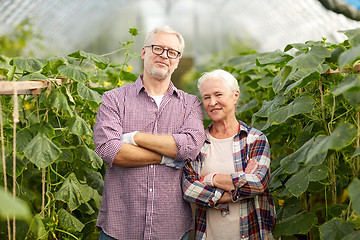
left=1, top=0, right=360, bottom=66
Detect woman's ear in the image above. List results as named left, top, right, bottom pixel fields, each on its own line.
left=234, top=90, right=239, bottom=101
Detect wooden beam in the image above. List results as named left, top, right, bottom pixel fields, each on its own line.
left=0, top=79, right=62, bottom=95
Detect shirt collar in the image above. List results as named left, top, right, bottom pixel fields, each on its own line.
left=135, top=75, right=180, bottom=98
left=204, top=120, right=249, bottom=143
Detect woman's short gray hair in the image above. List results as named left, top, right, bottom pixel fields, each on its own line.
left=197, top=69, right=239, bottom=94
left=144, top=25, right=185, bottom=55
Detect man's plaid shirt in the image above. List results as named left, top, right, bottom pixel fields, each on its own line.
left=182, top=121, right=276, bottom=240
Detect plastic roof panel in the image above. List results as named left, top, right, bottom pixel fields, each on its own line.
left=1, top=0, right=360, bottom=66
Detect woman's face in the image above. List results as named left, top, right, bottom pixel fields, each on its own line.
left=200, top=77, right=239, bottom=123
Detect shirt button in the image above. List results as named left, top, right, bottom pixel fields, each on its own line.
left=150, top=165, right=154, bottom=168
left=149, top=188, right=153, bottom=192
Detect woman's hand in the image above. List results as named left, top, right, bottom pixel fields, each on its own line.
left=199, top=172, right=218, bottom=186
left=201, top=173, right=235, bottom=192
left=217, top=192, right=232, bottom=203
left=213, top=174, right=235, bottom=192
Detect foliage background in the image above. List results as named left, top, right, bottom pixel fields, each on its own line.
left=0, top=24, right=360, bottom=239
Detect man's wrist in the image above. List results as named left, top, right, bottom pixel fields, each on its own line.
left=132, top=132, right=139, bottom=146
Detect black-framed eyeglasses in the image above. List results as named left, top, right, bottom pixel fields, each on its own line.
left=145, top=45, right=181, bottom=59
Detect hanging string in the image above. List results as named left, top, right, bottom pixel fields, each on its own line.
left=12, top=84, right=19, bottom=240
left=0, top=98, right=11, bottom=240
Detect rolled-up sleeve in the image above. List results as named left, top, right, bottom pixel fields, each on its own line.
left=230, top=134, right=271, bottom=201
left=173, top=96, right=205, bottom=162
left=93, top=91, right=124, bottom=167
left=182, top=157, right=224, bottom=208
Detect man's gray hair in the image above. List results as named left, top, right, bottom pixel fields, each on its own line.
left=144, top=25, right=185, bottom=55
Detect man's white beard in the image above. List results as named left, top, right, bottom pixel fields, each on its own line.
left=145, top=63, right=174, bottom=80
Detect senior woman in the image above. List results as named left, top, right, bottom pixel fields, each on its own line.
left=182, top=69, right=276, bottom=240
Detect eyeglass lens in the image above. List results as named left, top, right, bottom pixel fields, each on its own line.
left=152, top=45, right=179, bottom=59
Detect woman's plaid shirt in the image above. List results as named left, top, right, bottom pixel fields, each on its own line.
left=182, top=121, right=277, bottom=240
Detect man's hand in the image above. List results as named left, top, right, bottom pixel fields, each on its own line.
left=121, top=131, right=139, bottom=146
left=160, top=155, right=186, bottom=170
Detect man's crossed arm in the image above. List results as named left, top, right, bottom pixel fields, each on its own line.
left=113, top=131, right=185, bottom=169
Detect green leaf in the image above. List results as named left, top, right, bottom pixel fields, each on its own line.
left=285, top=165, right=328, bottom=197
left=268, top=96, right=315, bottom=125
left=272, top=66, right=292, bottom=93
left=129, top=27, right=138, bottom=36
left=352, top=147, right=360, bottom=158
left=257, top=76, right=273, bottom=88
left=23, top=133, right=62, bottom=168
left=68, top=50, right=109, bottom=70
left=58, top=209, right=85, bottom=232
left=55, top=173, right=84, bottom=211
left=348, top=178, right=360, bottom=216
left=280, top=138, right=313, bottom=174
left=287, top=46, right=331, bottom=69
left=320, top=218, right=355, bottom=240
left=66, top=115, right=93, bottom=136
left=306, top=123, right=357, bottom=164
left=326, top=46, right=345, bottom=64
left=75, top=145, right=103, bottom=169
left=343, top=91, right=360, bottom=109
left=85, top=169, right=104, bottom=195
left=57, top=148, right=74, bottom=162
left=284, top=65, right=328, bottom=94
left=119, top=70, right=137, bottom=82
left=255, top=51, right=289, bottom=66
left=277, top=197, right=301, bottom=220
left=47, top=89, right=73, bottom=115
left=5, top=156, right=27, bottom=178
left=0, top=64, right=9, bottom=76
left=13, top=57, right=48, bottom=72
left=58, top=64, right=88, bottom=82
left=273, top=211, right=318, bottom=236
left=55, top=173, right=100, bottom=212
left=0, top=186, right=32, bottom=220
left=78, top=180, right=100, bottom=203
left=77, top=202, right=95, bottom=215
left=17, top=73, right=48, bottom=81
left=330, top=74, right=360, bottom=96
left=77, top=82, right=102, bottom=104
left=61, top=84, right=75, bottom=105
left=49, top=57, right=66, bottom=74
left=16, top=128, right=33, bottom=152
left=340, top=28, right=360, bottom=47
left=228, top=53, right=260, bottom=73
left=236, top=99, right=258, bottom=113
left=29, top=122, right=56, bottom=139
left=339, top=45, right=360, bottom=71
left=284, top=43, right=311, bottom=52
left=252, top=95, right=284, bottom=125
left=26, top=214, right=47, bottom=239
left=329, top=204, right=348, bottom=218
left=341, top=231, right=360, bottom=240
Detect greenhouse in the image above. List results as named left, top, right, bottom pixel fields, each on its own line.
left=1, top=0, right=360, bottom=239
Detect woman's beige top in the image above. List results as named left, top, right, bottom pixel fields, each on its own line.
left=200, top=132, right=241, bottom=240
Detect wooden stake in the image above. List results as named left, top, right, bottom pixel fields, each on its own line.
left=0, top=99, right=11, bottom=240
left=12, top=85, right=19, bottom=240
